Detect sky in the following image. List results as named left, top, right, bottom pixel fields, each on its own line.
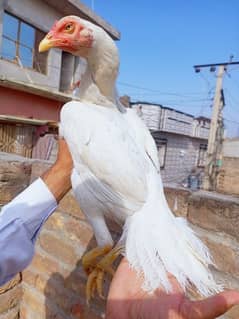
left=81, top=0, right=239, bottom=137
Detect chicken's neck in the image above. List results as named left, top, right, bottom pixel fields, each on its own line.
left=78, top=42, right=125, bottom=112
left=78, top=62, right=115, bottom=108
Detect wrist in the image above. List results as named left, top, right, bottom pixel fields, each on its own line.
left=53, top=161, right=73, bottom=177
left=42, top=163, right=72, bottom=202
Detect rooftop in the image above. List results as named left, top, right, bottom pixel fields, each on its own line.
left=42, top=0, right=120, bottom=40
left=132, top=101, right=211, bottom=122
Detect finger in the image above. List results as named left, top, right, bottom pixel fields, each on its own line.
left=185, top=290, right=239, bottom=319
left=110, top=258, right=144, bottom=291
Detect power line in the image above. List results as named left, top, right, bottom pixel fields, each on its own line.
left=1, top=52, right=216, bottom=103
left=224, top=87, right=239, bottom=107
left=118, top=81, right=203, bottom=97
left=224, top=118, right=239, bottom=125
left=194, top=59, right=239, bottom=191
left=226, top=73, right=239, bottom=92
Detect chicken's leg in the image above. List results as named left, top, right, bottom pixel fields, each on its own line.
left=82, top=245, right=123, bottom=304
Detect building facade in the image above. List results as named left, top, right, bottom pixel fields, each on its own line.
left=216, top=138, right=239, bottom=196
left=132, top=102, right=210, bottom=185
left=0, top=0, right=120, bottom=158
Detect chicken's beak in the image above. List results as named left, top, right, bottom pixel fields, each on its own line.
left=39, top=37, right=54, bottom=52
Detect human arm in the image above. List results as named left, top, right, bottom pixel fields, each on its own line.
left=0, top=139, right=73, bottom=286
left=106, top=258, right=239, bottom=319
left=41, top=137, right=73, bottom=202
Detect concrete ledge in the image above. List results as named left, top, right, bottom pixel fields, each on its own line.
left=43, top=0, right=120, bottom=40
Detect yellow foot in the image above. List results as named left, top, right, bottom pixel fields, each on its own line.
left=82, top=245, right=123, bottom=304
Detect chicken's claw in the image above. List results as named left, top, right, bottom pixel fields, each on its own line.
left=82, top=245, right=124, bottom=304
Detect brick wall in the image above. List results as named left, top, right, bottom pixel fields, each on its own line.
left=217, top=157, right=239, bottom=196
left=165, top=187, right=239, bottom=319
left=0, top=152, right=32, bottom=205
left=20, top=193, right=104, bottom=319
left=1, top=154, right=239, bottom=318
left=0, top=152, right=32, bottom=319
left=20, top=161, right=121, bottom=319
left=0, top=275, right=22, bottom=319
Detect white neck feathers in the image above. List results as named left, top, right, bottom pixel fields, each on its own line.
left=78, top=24, right=124, bottom=110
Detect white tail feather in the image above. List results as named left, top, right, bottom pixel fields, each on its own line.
left=122, top=171, right=223, bottom=296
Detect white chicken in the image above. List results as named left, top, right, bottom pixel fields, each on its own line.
left=39, top=16, right=221, bottom=302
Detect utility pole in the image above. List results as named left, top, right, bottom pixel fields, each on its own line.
left=193, top=59, right=239, bottom=191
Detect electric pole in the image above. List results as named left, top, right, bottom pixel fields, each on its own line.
left=193, top=59, right=239, bottom=191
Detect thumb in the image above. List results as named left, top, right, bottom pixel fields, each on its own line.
left=188, top=290, right=239, bottom=319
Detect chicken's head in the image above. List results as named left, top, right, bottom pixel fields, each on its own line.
left=39, top=16, right=94, bottom=57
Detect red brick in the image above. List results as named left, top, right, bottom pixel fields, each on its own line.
left=70, top=303, right=103, bottom=319
left=81, top=307, right=103, bottom=319
left=23, top=269, right=84, bottom=316
left=22, top=286, right=69, bottom=319
left=71, top=303, right=83, bottom=318
left=58, top=191, right=86, bottom=220
left=23, top=271, right=49, bottom=295
left=27, top=252, right=77, bottom=285
left=0, top=285, right=22, bottom=314
left=44, top=211, right=93, bottom=248
left=0, top=306, right=19, bottom=319
left=19, top=303, right=27, bottom=319
left=29, top=252, right=60, bottom=275
left=0, top=274, right=21, bottom=294
left=21, top=288, right=46, bottom=318
left=39, top=231, right=78, bottom=266
left=44, top=279, right=81, bottom=314
left=65, top=218, right=93, bottom=246
left=63, top=269, right=87, bottom=297
left=44, top=211, right=65, bottom=232
left=21, top=269, right=37, bottom=287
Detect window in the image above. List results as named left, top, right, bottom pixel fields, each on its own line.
left=158, top=138, right=167, bottom=169
left=198, top=144, right=207, bottom=167
left=1, top=12, right=47, bottom=73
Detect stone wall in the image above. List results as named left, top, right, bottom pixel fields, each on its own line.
left=0, top=152, right=32, bottom=205
left=166, top=187, right=239, bottom=319
left=21, top=161, right=121, bottom=319
left=1, top=153, right=239, bottom=318
left=0, top=152, right=32, bottom=319
left=217, top=157, right=239, bottom=196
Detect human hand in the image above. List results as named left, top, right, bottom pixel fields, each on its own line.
left=106, top=258, right=239, bottom=319
left=54, top=137, right=73, bottom=172
left=42, top=138, right=73, bottom=201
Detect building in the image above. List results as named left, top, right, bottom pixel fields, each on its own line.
left=223, top=138, right=239, bottom=158
left=0, top=0, right=120, bottom=159
left=132, top=102, right=210, bottom=185
left=216, top=138, right=239, bottom=196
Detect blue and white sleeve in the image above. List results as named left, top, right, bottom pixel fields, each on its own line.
left=0, top=178, right=57, bottom=286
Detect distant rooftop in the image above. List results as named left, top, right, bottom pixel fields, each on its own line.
left=131, top=101, right=198, bottom=119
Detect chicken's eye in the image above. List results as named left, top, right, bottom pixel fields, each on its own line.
left=65, top=23, right=74, bottom=32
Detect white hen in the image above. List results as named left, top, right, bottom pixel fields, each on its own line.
left=39, top=16, right=221, bottom=298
